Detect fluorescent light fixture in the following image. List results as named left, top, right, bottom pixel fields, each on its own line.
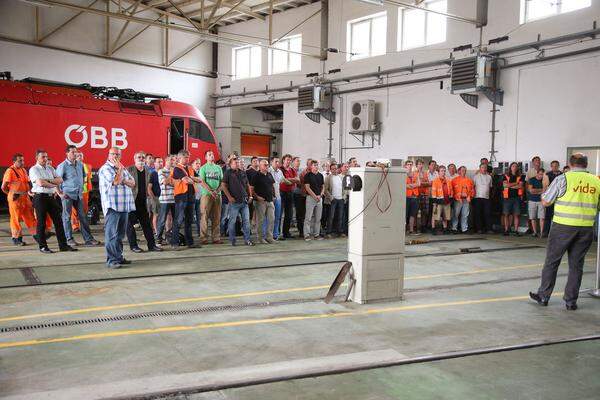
left=355, top=0, right=385, bottom=5
left=18, top=0, right=53, bottom=7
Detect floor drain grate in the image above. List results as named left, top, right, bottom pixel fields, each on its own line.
left=0, top=297, right=329, bottom=333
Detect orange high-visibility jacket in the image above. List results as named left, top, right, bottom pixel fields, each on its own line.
left=451, top=176, right=474, bottom=201
left=503, top=174, right=523, bottom=198
left=431, top=176, right=453, bottom=199
left=171, top=164, right=196, bottom=196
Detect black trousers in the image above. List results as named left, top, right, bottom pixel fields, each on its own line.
left=543, top=205, right=555, bottom=235
left=472, top=198, right=492, bottom=232
left=281, top=191, right=294, bottom=237
left=33, top=193, right=67, bottom=249
left=537, top=223, right=595, bottom=305
left=294, top=192, right=306, bottom=237
left=126, top=200, right=156, bottom=250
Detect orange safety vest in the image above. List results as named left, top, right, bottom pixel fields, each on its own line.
left=171, top=164, right=196, bottom=196
left=406, top=172, right=419, bottom=198
left=431, top=177, right=452, bottom=199
left=503, top=174, right=523, bottom=198
left=451, top=176, right=474, bottom=201
left=2, top=166, right=30, bottom=196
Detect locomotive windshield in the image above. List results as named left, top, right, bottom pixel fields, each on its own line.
left=189, top=119, right=215, bottom=144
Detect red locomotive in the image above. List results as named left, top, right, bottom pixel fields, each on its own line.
left=0, top=72, right=220, bottom=169
left=0, top=72, right=220, bottom=219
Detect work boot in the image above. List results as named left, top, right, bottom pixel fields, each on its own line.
left=529, top=292, right=549, bottom=306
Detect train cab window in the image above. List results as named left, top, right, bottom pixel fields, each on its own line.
left=189, top=119, right=215, bottom=144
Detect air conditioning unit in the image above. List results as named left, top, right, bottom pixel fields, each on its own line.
left=450, top=54, right=497, bottom=94
left=350, top=100, right=376, bottom=132
left=298, top=85, right=328, bottom=113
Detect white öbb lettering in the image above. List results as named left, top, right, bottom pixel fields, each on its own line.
left=64, top=124, right=128, bottom=149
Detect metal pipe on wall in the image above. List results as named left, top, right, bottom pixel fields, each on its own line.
left=215, top=26, right=600, bottom=101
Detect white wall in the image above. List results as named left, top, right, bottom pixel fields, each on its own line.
left=0, top=0, right=215, bottom=115
left=215, top=0, right=600, bottom=168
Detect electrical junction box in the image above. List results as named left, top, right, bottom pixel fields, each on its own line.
left=347, top=167, right=407, bottom=304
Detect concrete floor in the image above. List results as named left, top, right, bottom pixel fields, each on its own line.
left=0, top=221, right=598, bottom=399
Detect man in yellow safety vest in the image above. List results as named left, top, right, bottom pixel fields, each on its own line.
left=530, top=153, right=600, bottom=310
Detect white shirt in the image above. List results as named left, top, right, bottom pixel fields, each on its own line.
left=29, top=164, right=58, bottom=194
left=270, top=167, right=284, bottom=199
left=473, top=172, right=492, bottom=199
left=330, top=174, right=343, bottom=200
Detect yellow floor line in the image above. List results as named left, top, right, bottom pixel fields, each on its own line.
left=0, top=293, right=556, bottom=350
left=1, top=258, right=594, bottom=324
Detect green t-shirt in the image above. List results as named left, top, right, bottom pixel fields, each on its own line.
left=199, top=163, right=223, bottom=196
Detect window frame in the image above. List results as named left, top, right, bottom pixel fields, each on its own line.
left=398, top=0, right=447, bottom=51
left=268, top=34, right=302, bottom=75
left=520, top=0, right=592, bottom=24
left=188, top=119, right=215, bottom=144
left=346, top=11, right=388, bottom=61
left=232, top=45, right=262, bottom=81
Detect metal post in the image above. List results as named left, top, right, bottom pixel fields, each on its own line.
left=590, top=222, right=600, bottom=298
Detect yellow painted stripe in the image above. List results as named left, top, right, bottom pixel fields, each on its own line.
left=0, top=293, right=554, bottom=350
left=1, top=258, right=593, bottom=323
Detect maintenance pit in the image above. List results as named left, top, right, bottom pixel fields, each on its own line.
left=0, top=222, right=598, bottom=400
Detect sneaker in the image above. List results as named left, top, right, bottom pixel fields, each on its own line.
left=84, top=239, right=101, bottom=246
left=59, top=245, right=78, bottom=252
left=12, top=238, right=24, bottom=246
left=67, top=239, right=79, bottom=247
left=304, top=236, right=312, bottom=241
left=106, top=262, right=121, bottom=269
left=315, top=236, right=325, bottom=241
left=266, top=238, right=276, bottom=244
left=130, top=246, right=143, bottom=253
left=17, top=237, right=26, bottom=246
left=245, top=240, right=255, bottom=246
left=39, top=246, right=53, bottom=254
left=259, top=239, right=269, bottom=244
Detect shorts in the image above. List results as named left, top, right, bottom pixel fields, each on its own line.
left=433, top=202, right=452, bottom=221
left=528, top=201, right=545, bottom=220
left=147, top=197, right=160, bottom=214
left=406, top=197, right=419, bottom=218
left=502, top=197, right=520, bottom=215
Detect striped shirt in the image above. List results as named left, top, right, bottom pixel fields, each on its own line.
left=158, top=168, right=174, bottom=204
left=98, top=160, right=136, bottom=216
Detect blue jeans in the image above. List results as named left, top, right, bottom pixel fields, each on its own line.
left=452, top=199, right=470, bottom=232
left=220, top=202, right=230, bottom=235
left=263, top=197, right=282, bottom=239
left=62, top=196, right=93, bottom=242
left=104, top=208, right=128, bottom=266
left=172, top=199, right=194, bottom=246
left=228, top=202, right=251, bottom=243
left=156, top=202, right=175, bottom=240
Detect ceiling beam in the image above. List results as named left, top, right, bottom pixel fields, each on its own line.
left=30, top=0, right=321, bottom=57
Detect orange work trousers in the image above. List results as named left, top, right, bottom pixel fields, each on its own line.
left=8, top=195, right=37, bottom=238
left=71, top=192, right=89, bottom=230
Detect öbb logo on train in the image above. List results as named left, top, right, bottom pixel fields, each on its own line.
left=64, top=124, right=128, bottom=149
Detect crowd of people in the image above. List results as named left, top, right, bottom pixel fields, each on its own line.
left=2, top=146, right=597, bottom=272
left=404, top=156, right=573, bottom=237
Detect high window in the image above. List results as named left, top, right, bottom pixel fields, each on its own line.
left=521, top=0, right=591, bottom=23
left=269, top=35, right=302, bottom=75
left=346, top=12, right=387, bottom=61
left=232, top=45, right=261, bottom=80
left=398, top=0, right=447, bottom=51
